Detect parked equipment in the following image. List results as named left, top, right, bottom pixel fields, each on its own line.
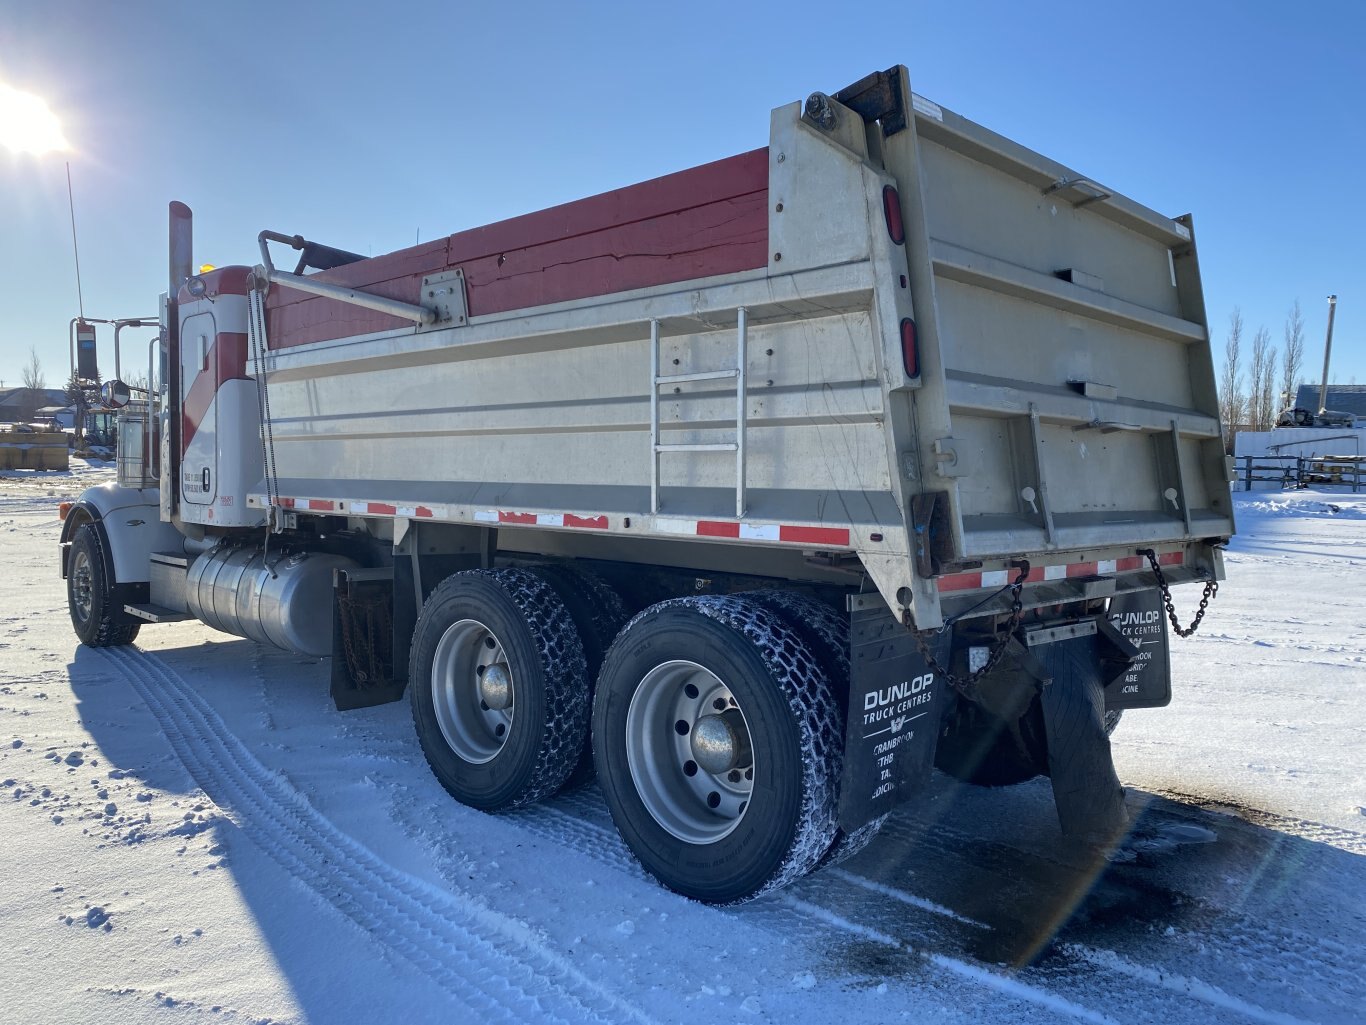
left=60, top=66, right=1233, bottom=903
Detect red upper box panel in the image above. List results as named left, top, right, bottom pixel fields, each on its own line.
left=266, top=148, right=770, bottom=349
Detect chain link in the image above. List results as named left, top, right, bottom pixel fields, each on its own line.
left=913, top=561, right=1030, bottom=702
left=1137, top=548, right=1217, bottom=637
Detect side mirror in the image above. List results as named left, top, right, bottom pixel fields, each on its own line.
left=101, top=380, right=131, bottom=409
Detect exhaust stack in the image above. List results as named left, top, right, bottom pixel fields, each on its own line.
left=169, top=201, right=193, bottom=296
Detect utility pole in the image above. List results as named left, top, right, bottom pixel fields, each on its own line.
left=1317, top=294, right=1338, bottom=414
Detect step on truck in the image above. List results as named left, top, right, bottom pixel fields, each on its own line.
left=60, top=66, right=1233, bottom=904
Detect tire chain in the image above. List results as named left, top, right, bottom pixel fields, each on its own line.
left=1137, top=548, right=1218, bottom=638
left=743, top=590, right=888, bottom=867
left=528, top=565, right=630, bottom=792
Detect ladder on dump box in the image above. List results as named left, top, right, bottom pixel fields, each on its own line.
left=649, top=309, right=748, bottom=517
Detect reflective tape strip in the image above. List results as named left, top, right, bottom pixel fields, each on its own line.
left=936, top=550, right=1185, bottom=593
left=779, top=525, right=853, bottom=546
left=260, top=495, right=850, bottom=545
left=654, top=518, right=695, bottom=535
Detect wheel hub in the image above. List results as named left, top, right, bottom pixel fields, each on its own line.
left=430, top=620, right=515, bottom=764
left=690, top=710, right=750, bottom=775
left=71, top=551, right=93, bottom=622
left=479, top=662, right=513, bottom=710
left=624, top=660, right=755, bottom=845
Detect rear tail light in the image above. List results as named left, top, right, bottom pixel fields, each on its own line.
left=900, top=319, right=919, bottom=377
left=883, top=186, right=905, bottom=245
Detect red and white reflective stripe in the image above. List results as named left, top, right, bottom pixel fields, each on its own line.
left=474, top=510, right=609, bottom=530
left=936, top=551, right=1183, bottom=593
left=350, top=501, right=440, bottom=519
left=655, top=517, right=851, bottom=547
left=275, top=497, right=443, bottom=518
left=261, top=494, right=851, bottom=546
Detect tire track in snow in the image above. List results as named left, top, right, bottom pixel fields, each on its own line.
left=102, top=644, right=1354, bottom=1024
left=872, top=800, right=1364, bottom=1009
left=500, top=782, right=1142, bottom=1022
left=103, top=647, right=659, bottom=1025
left=779, top=895, right=1119, bottom=1025
left=1062, top=944, right=1325, bottom=1025
left=509, top=779, right=1347, bottom=1024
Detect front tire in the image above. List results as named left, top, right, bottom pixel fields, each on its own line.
left=593, top=596, right=840, bottom=904
left=67, top=524, right=140, bottom=647
left=409, top=569, right=589, bottom=810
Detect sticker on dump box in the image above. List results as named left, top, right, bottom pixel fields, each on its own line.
left=839, top=609, right=949, bottom=832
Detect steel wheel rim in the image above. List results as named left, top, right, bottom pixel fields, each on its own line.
left=431, top=619, right=514, bottom=764
left=71, top=548, right=93, bottom=624
left=625, top=659, right=754, bottom=845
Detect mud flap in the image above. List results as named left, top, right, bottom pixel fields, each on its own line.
left=1103, top=589, right=1172, bottom=709
left=1038, top=634, right=1129, bottom=844
left=838, top=605, right=950, bottom=832
left=330, top=567, right=405, bottom=711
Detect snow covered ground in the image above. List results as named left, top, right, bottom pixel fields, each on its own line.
left=1, top=463, right=1362, bottom=1025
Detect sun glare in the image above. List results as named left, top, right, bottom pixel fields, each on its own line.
left=0, top=82, right=68, bottom=155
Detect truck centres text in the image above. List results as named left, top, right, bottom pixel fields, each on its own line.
left=862, top=673, right=935, bottom=726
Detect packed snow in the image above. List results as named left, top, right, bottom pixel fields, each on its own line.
left=1, top=462, right=1362, bottom=1024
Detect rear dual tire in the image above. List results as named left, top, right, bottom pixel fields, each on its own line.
left=593, top=596, right=841, bottom=904
left=743, top=589, right=887, bottom=867
left=409, top=569, right=589, bottom=810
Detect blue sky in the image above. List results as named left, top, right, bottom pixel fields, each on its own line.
left=1, top=0, right=1361, bottom=395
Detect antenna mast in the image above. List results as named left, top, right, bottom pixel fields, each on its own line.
left=66, top=162, right=85, bottom=319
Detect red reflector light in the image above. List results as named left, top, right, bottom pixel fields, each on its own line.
left=883, top=185, right=905, bottom=245
left=900, top=319, right=919, bottom=377
left=58, top=502, right=72, bottom=521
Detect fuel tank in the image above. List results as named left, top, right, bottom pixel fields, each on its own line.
left=185, top=545, right=357, bottom=656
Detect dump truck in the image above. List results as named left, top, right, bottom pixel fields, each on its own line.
left=59, top=66, right=1233, bottom=904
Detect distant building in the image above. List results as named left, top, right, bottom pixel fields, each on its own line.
left=1292, top=384, right=1366, bottom=422
left=0, top=387, right=69, bottom=424
left=35, top=405, right=77, bottom=429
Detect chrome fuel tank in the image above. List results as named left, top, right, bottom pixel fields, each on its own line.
left=186, top=546, right=357, bottom=656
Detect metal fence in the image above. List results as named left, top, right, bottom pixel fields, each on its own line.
left=1235, top=455, right=1365, bottom=492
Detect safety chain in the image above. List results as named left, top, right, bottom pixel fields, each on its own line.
left=913, top=560, right=1030, bottom=702
left=1138, top=548, right=1217, bottom=637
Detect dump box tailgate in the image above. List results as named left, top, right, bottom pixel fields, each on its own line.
left=899, top=97, right=1233, bottom=563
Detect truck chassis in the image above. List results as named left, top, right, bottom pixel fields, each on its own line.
left=60, top=66, right=1231, bottom=904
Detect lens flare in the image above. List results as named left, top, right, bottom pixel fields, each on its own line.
left=0, top=83, right=68, bottom=155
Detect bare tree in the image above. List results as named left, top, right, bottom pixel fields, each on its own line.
left=1219, top=308, right=1246, bottom=440
left=1248, top=326, right=1277, bottom=431
left=20, top=347, right=46, bottom=421
left=1280, top=299, right=1305, bottom=410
